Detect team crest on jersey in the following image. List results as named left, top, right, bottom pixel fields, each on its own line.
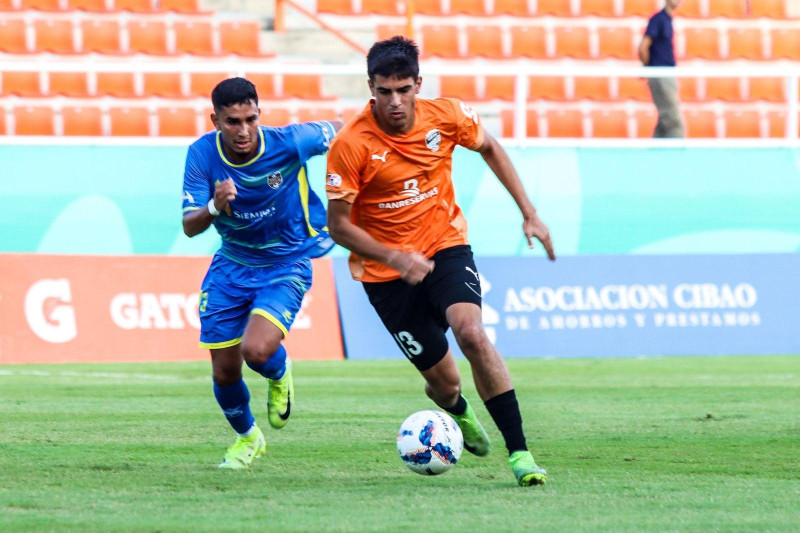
left=327, top=173, right=342, bottom=187
left=425, top=129, right=441, bottom=152
left=268, top=171, right=283, bottom=189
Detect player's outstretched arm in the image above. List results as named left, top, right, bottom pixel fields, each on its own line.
left=183, top=179, right=237, bottom=237
left=327, top=199, right=434, bottom=284
left=474, top=132, right=556, bottom=261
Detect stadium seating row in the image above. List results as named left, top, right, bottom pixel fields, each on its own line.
left=499, top=106, right=794, bottom=138
left=0, top=100, right=792, bottom=138
left=318, top=0, right=790, bottom=19
left=0, top=17, right=266, bottom=56
left=441, top=75, right=793, bottom=103
left=0, top=0, right=208, bottom=14
left=0, top=71, right=330, bottom=99
left=375, top=24, right=800, bottom=60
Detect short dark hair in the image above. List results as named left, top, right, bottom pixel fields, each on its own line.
left=367, top=36, right=419, bottom=82
left=211, top=77, right=258, bottom=110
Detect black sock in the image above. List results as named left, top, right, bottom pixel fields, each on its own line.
left=442, top=394, right=467, bottom=417
left=484, top=389, right=527, bottom=455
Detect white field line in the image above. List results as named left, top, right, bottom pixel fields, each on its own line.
left=0, top=369, right=188, bottom=380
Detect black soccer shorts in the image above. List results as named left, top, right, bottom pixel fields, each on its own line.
left=362, top=245, right=483, bottom=372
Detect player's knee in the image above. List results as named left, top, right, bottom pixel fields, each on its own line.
left=453, top=323, right=490, bottom=356
left=240, top=341, right=280, bottom=366
left=212, top=364, right=242, bottom=387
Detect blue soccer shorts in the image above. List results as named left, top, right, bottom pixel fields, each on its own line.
left=197, top=252, right=312, bottom=349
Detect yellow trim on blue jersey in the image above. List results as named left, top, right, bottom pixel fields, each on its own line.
left=250, top=309, right=288, bottom=337
left=199, top=337, right=242, bottom=349
left=183, top=206, right=201, bottom=213
left=297, top=166, right=319, bottom=237
left=215, top=128, right=265, bottom=168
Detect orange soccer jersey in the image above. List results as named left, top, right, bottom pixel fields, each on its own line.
left=326, top=97, right=484, bottom=282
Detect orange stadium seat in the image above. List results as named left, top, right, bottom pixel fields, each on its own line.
left=0, top=0, right=20, bottom=10
left=128, top=20, right=171, bottom=55
left=34, top=20, right=75, bottom=54
left=574, top=77, right=613, bottom=101
left=362, top=0, right=402, bottom=14
left=554, top=27, right=591, bottom=59
left=546, top=109, right=583, bottom=137
left=440, top=76, right=480, bottom=101
left=591, top=109, right=628, bottom=137
left=62, top=105, right=103, bottom=136
left=259, top=108, right=291, bottom=127
left=499, top=109, right=539, bottom=138
left=191, top=72, right=228, bottom=97
left=723, top=109, right=760, bottom=138
left=0, top=108, right=5, bottom=135
left=598, top=27, right=635, bottom=59
left=770, top=29, right=800, bottom=60
left=414, top=0, right=442, bottom=14
left=529, top=76, right=566, bottom=100
left=748, top=77, right=784, bottom=102
left=283, top=74, right=328, bottom=99
left=316, top=0, right=353, bottom=13
left=97, top=72, right=139, bottom=97
left=161, top=0, right=210, bottom=13
left=537, top=0, right=572, bottom=16
left=109, top=106, right=150, bottom=135
left=81, top=20, right=123, bottom=54
left=157, top=107, right=198, bottom=136
left=494, top=0, right=530, bottom=15
left=22, top=0, right=63, bottom=10
left=677, top=0, right=703, bottom=17
left=623, top=0, right=659, bottom=16
left=220, top=21, right=263, bottom=56
left=485, top=76, right=515, bottom=101
left=510, top=26, right=547, bottom=58
left=683, top=28, right=720, bottom=59
left=683, top=109, right=717, bottom=137
left=450, top=0, right=487, bottom=15
left=201, top=106, right=214, bottom=132
left=13, top=106, right=54, bottom=135
left=1, top=71, right=41, bottom=96
left=376, top=25, right=406, bottom=41
left=244, top=73, right=277, bottom=98
left=0, top=19, right=29, bottom=54
left=678, top=77, right=700, bottom=102
left=618, top=77, right=650, bottom=101
left=421, top=25, right=461, bottom=58
left=581, top=0, right=617, bottom=16
left=705, top=77, right=743, bottom=101
left=71, top=0, right=111, bottom=11
left=751, top=0, right=786, bottom=18
left=296, top=107, right=339, bottom=123
left=708, top=0, right=747, bottom=17
left=467, top=26, right=504, bottom=59
left=727, top=28, right=764, bottom=59
left=175, top=21, right=215, bottom=55
left=765, top=110, right=786, bottom=137
left=115, top=0, right=157, bottom=11
left=144, top=72, right=185, bottom=97
left=49, top=72, right=90, bottom=97
left=634, top=108, right=657, bottom=137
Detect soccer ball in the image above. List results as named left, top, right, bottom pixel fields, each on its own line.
left=397, top=410, right=463, bottom=475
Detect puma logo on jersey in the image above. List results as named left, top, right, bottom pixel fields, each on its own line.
left=371, top=150, right=388, bottom=162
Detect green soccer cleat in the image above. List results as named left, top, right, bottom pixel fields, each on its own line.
left=267, top=357, right=294, bottom=429
left=218, top=426, right=266, bottom=470
left=509, top=450, right=547, bottom=486
left=451, top=400, right=491, bottom=457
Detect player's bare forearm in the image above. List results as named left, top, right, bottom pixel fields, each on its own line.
left=476, top=133, right=535, bottom=218
left=327, top=199, right=433, bottom=283
left=182, top=209, right=215, bottom=237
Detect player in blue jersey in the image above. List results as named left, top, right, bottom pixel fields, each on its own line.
left=182, top=77, right=342, bottom=469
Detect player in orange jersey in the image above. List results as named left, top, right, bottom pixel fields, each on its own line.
left=326, top=37, right=556, bottom=486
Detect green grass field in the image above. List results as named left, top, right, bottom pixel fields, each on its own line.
left=1, top=356, right=798, bottom=532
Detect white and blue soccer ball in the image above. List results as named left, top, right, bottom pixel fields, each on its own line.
left=397, top=410, right=463, bottom=475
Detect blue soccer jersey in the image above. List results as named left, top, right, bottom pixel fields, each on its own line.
left=182, top=122, right=336, bottom=266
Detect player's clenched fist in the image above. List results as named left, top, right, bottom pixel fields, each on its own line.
left=388, top=251, right=435, bottom=285
left=213, top=178, right=237, bottom=212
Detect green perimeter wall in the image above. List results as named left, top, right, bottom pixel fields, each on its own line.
left=3, top=145, right=800, bottom=256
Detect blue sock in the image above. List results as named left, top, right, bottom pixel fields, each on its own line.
left=213, top=378, right=255, bottom=435
left=246, top=344, right=287, bottom=380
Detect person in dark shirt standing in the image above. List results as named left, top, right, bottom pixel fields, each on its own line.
left=638, top=0, right=685, bottom=138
